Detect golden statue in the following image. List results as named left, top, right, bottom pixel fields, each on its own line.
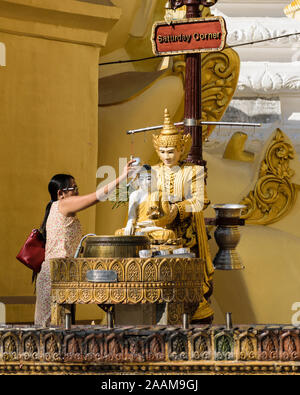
left=116, top=109, right=214, bottom=323
left=151, top=109, right=214, bottom=323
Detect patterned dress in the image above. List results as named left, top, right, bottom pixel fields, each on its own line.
left=34, top=201, right=82, bottom=326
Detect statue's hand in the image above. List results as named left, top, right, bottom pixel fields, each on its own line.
left=153, top=204, right=178, bottom=227
left=146, top=205, right=160, bottom=220
left=124, top=221, right=135, bottom=235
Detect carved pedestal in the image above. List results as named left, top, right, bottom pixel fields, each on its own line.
left=50, top=257, right=204, bottom=326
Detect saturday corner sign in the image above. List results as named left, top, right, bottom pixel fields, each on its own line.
left=151, top=16, right=227, bottom=56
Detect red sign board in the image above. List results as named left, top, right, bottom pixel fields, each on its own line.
left=151, top=17, right=227, bottom=56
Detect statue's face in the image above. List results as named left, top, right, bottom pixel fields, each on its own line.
left=139, top=172, right=153, bottom=191
left=158, top=146, right=182, bottom=168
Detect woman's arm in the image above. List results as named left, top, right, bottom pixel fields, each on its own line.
left=59, top=161, right=134, bottom=216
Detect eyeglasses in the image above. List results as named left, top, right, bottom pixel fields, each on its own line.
left=62, top=186, right=78, bottom=192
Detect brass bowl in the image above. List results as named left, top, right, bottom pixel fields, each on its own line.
left=212, top=204, right=246, bottom=218
left=82, top=235, right=150, bottom=258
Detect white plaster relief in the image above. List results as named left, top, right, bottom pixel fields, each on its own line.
left=237, top=62, right=300, bottom=95
left=212, top=14, right=300, bottom=47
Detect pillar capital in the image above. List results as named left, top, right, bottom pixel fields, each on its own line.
left=0, top=0, right=121, bottom=47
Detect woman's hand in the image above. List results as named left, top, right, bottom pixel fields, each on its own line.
left=121, top=159, right=136, bottom=179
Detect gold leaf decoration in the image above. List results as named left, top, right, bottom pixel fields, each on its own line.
left=174, top=46, right=240, bottom=140
left=201, top=47, right=240, bottom=140
left=50, top=257, right=204, bottom=325
left=240, top=129, right=298, bottom=225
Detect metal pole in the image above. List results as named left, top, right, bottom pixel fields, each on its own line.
left=65, top=313, right=71, bottom=330
left=182, top=313, right=189, bottom=329
left=184, top=0, right=203, bottom=165
left=226, top=312, right=233, bottom=330
left=165, top=0, right=219, bottom=163
left=126, top=121, right=261, bottom=135
left=107, top=310, right=114, bottom=329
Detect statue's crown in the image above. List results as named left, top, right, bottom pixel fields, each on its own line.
left=153, top=109, right=192, bottom=160
left=160, top=108, right=178, bottom=136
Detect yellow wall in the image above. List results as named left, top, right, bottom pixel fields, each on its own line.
left=0, top=0, right=120, bottom=323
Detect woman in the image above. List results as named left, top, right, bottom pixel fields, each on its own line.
left=34, top=160, right=134, bottom=327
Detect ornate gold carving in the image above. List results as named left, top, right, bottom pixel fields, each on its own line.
left=159, top=259, right=172, bottom=281
left=175, top=286, right=185, bottom=302
left=111, top=288, right=126, bottom=303
left=66, top=289, right=78, bottom=304
left=109, top=261, right=124, bottom=281
left=95, top=262, right=105, bottom=271
left=51, top=258, right=203, bottom=284
left=161, top=288, right=175, bottom=303
left=173, top=46, right=240, bottom=141
left=126, top=260, right=141, bottom=281
left=173, top=259, right=184, bottom=280
left=22, top=334, right=39, bottom=361
left=143, top=260, right=157, bottom=282
left=237, top=332, right=258, bottom=361
left=167, top=303, right=184, bottom=326
left=259, top=330, right=280, bottom=361
left=94, top=288, right=109, bottom=304
left=80, top=261, right=92, bottom=281
left=79, top=288, right=93, bottom=304
left=2, top=334, right=18, bottom=361
left=0, top=326, right=299, bottom=374
left=145, top=288, right=160, bottom=303
left=192, top=332, right=211, bottom=360
left=240, top=129, right=298, bottom=225
left=127, top=288, right=143, bottom=304
left=44, top=333, right=61, bottom=362
left=68, top=261, right=78, bottom=282
left=50, top=257, right=204, bottom=324
left=201, top=47, right=240, bottom=140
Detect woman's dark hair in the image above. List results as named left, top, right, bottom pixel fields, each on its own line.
left=40, top=174, right=74, bottom=240
left=137, top=164, right=151, bottom=176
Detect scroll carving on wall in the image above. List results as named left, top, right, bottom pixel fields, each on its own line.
left=240, top=128, right=299, bottom=225
left=173, top=45, right=240, bottom=140
left=201, top=47, right=240, bottom=140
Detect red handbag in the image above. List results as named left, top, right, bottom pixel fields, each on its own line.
left=16, top=229, right=45, bottom=273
